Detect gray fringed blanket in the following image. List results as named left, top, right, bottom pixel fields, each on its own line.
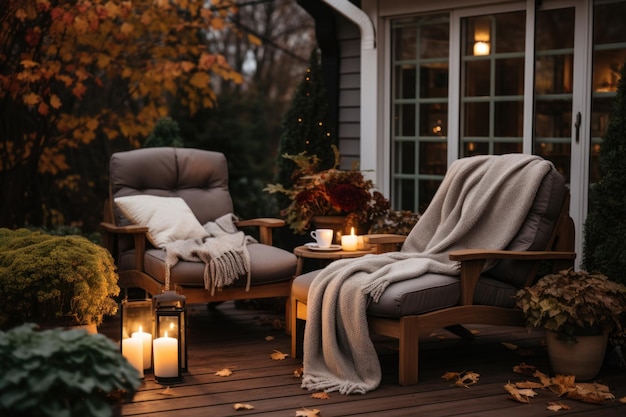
left=301, top=154, right=553, bottom=395
left=163, top=214, right=256, bottom=294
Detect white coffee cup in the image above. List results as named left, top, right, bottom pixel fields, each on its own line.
left=310, top=229, right=333, bottom=248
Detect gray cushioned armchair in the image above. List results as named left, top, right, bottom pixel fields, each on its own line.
left=100, top=147, right=297, bottom=319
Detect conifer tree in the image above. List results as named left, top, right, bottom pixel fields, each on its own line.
left=273, top=47, right=336, bottom=210
left=583, top=62, right=626, bottom=284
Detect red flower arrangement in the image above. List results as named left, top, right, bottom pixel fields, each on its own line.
left=265, top=146, right=390, bottom=234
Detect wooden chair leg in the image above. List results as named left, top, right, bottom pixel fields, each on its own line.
left=398, top=318, right=419, bottom=385
left=291, top=298, right=305, bottom=358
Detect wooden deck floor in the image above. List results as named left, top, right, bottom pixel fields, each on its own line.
left=100, top=300, right=626, bottom=417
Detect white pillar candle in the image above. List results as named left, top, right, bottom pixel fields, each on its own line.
left=122, top=337, right=144, bottom=378
left=341, top=227, right=358, bottom=251
left=153, top=332, right=179, bottom=378
left=131, top=326, right=152, bottom=370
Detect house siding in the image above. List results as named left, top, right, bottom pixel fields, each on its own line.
left=335, top=16, right=361, bottom=170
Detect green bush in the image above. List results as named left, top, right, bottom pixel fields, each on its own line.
left=583, top=62, right=626, bottom=285
left=0, top=323, right=141, bottom=417
left=0, top=228, right=119, bottom=329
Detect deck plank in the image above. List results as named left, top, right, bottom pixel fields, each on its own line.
left=98, top=300, right=626, bottom=417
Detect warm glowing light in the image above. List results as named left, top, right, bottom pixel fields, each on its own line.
left=473, top=41, right=490, bottom=56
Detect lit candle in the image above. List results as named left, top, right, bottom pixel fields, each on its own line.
left=122, top=337, right=144, bottom=378
left=131, top=325, right=152, bottom=370
left=341, top=227, right=358, bottom=251
left=153, top=331, right=179, bottom=378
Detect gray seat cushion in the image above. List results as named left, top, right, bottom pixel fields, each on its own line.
left=142, top=243, right=296, bottom=287
left=292, top=268, right=518, bottom=319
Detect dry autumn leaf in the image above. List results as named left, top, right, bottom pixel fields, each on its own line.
left=295, top=407, right=321, bottom=416
left=443, top=371, right=480, bottom=388
left=311, top=392, right=330, bottom=399
left=504, top=382, right=535, bottom=403
left=293, top=367, right=304, bottom=378
left=547, top=401, right=570, bottom=411
left=441, top=371, right=460, bottom=380
left=265, top=335, right=274, bottom=341
left=567, top=382, right=615, bottom=404
left=215, top=368, right=233, bottom=377
left=515, top=381, right=544, bottom=389
left=271, top=350, right=289, bottom=360
left=513, top=362, right=538, bottom=376
left=233, top=403, right=254, bottom=410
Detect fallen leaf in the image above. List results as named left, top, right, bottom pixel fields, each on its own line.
left=158, top=386, right=175, bottom=396
left=504, top=383, right=529, bottom=403
left=295, top=407, right=321, bottom=416
left=504, top=382, right=532, bottom=403
left=293, top=367, right=304, bottom=377
left=233, top=403, right=254, bottom=410
left=533, top=370, right=552, bottom=387
left=215, top=368, right=233, bottom=377
left=449, top=371, right=480, bottom=388
left=567, top=382, right=615, bottom=404
left=311, top=392, right=330, bottom=399
left=470, top=329, right=480, bottom=335
left=513, top=362, right=537, bottom=376
left=265, top=335, right=274, bottom=341
left=546, top=401, right=570, bottom=411
left=619, top=396, right=626, bottom=403
left=501, top=342, right=519, bottom=351
left=548, top=374, right=576, bottom=396
left=441, top=371, right=460, bottom=380
left=271, top=350, right=289, bottom=360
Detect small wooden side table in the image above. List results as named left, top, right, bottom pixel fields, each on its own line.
left=293, top=245, right=377, bottom=276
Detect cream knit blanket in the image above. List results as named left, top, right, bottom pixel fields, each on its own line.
left=301, top=154, right=553, bottom=395
left=163, top=214, right=256, bottom=295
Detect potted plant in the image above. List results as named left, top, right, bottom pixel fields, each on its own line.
left=0, top=228, right=119, bottom=331
left=0, top=323, right=142, bottom=417
left=515, top=268, right=626, bottom=380
left=265, top=145, right=390, bottom=235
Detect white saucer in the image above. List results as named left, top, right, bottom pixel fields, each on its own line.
left=305, top=243, right=342, bottom=251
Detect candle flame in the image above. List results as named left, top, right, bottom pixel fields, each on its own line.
left=350, top=227, right=355, bottom=235
left=170, top=322, right=174, bottom=330
left=138, top=325, right=143, bottom=333
left=164, top=331, right=168, bottom=338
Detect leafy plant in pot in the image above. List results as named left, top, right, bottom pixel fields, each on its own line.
left=0, top=323, right=142, bottom=417
left=0, top=228, right=119, bottom=331
left=515, top=269, right=626, bottom=380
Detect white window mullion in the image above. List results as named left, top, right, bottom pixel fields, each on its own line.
left=447, top=10, right=462, bottom=165
left=522, top=0, right=537, bottom=154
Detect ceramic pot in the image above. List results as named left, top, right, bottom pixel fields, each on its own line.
left=545, top=329, right=608, bottom=380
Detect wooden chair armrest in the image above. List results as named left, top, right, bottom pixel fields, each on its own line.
left=449, top=249, right=577, bottom=306
left=99, top=222, right=148, bottom=271
left=235, top=218, right=286, bottom=246
left=449, top=249, right=576, bottom=261
left=365, top=234, right=407, bottom=254
left=99, top=222, right=149, bottom=234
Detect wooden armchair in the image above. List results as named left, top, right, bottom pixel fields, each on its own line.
left=100, top=147, right=297, bottom=316
left=291, top=156, right=576, bottom=385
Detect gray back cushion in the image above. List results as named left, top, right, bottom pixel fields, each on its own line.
left=485, top=167, right=566, bottom=288
left=110, top=147, right=234, bottom=226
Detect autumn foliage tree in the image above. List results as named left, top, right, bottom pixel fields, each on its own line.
left=0, top=0, right=249, bottom=228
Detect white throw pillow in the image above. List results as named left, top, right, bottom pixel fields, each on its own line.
left=114, top=195, right=208, bottom=248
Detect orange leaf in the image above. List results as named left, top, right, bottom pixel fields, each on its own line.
left=38, top=102, right=49, bottom=115
left=50, top=95, right=62, bottom=109
left=23, top=92, right=41, bottom=106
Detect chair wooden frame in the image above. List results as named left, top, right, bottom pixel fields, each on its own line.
left=291, top=195, right=576, bottom=385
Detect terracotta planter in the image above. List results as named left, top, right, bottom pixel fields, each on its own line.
left=545, top=329, right=608, bottom=380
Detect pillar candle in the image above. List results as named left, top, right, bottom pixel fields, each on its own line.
left=131, top=326, right=152, bottom=370
left=341, top=227, right=358, bottom=251
left=153, top=332, right=179, bottom=378
left=122, top=337, right=144, bottom=378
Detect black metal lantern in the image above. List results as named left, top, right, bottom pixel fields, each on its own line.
left=120, top=299, right=154, bottom=376
left=152, top=291, right=187, bottom=384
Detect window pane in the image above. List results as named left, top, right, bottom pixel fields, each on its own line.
left=419, top=142, right=447, bottom=175
left=535, top=55, right=574, bottom=94
left=495, top=58, right=524, bottom=95
left=535, top=100, right=572, bottom=138
left=464, top=60, right=490, bottom=96
left=420, top=63, right=448, bottom=98
left=395, top=65, right=417, bottom=99
left=420, top=103, right=447, bottom=137
left=494, top=142, right=522, bottom=154
left=494, top=12, right=525, bottom=53
left=394, top=26, right=416, bottom=60
left=464, top=102, right=490, bottom=137
left=395, top=103, right=416, bottom=136
left=463, top=141, right=489, bottom=156
left=394, top=141, right=416, bottom=174
left=494, top=101, right=523, bottom=137
left=535, top=8, right=575, bottom=50
left=420, top=22, right=450, bottom=59
left=593, top=1, right=626, bottom=45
